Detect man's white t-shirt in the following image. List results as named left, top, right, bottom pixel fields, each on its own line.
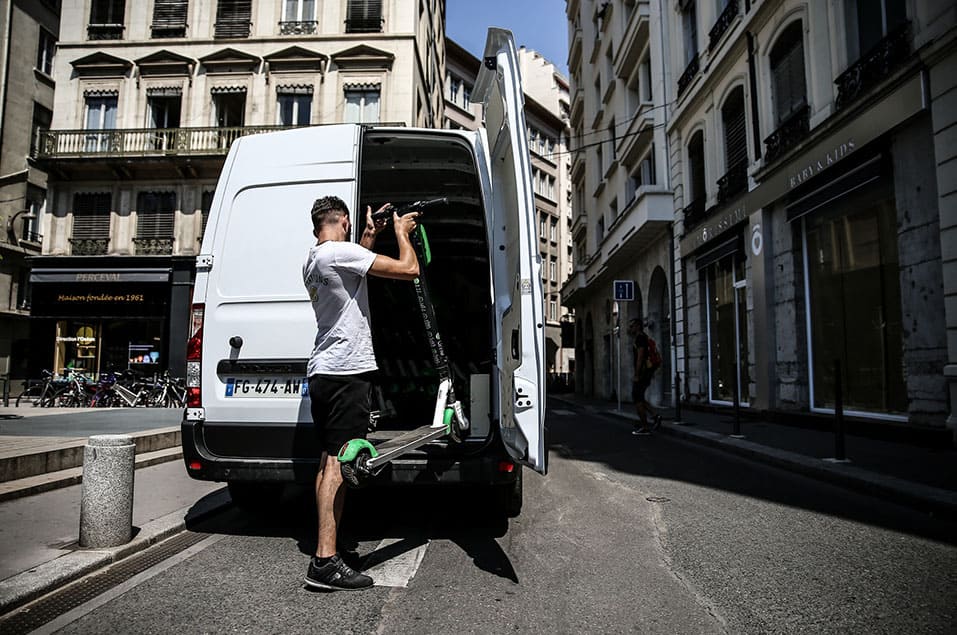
left=303, top=241, right=378, bottom=376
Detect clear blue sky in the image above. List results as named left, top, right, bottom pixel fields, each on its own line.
left=446, top=0, right=570, bottom=77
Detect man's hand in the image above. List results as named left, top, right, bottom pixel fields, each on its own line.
left=393, top=211, right=419, bottom=236
left=360, top=204, right=390, bottom=249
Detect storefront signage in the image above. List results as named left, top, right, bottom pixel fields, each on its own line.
left=751, top=224, right=763, bottom=256
left=787, top=140, right=856, bottom=189
left=55, top=336, right=97, bottom=343
left=56, top=293, right=146, bottom=303
left=680, top=200, right=748, bottom=255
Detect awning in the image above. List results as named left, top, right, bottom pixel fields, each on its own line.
left=30, top=268, right=171, bottom=283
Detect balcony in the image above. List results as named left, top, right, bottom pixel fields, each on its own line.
left=279, top=20, right=318, bottom=35
left=36, top=125, right=302, bottom=160
left=835, top=23, right=911, bottom=111
left=69, top=238, right=109, bottom=256
left=570, top=86, right=584, bottom=127
left=568, top=27, right=583, bottom=69
left=614, top=1, right=650, bottom=79
left=716, top=159, right=748, bottom=206
left=763, top=104, right=810, bottom=165
left=677, top=54, right=699, bottom=99
left=133, top=238, right=174, bottom=255
left=708, top=0, right=738, bottom=51
left=87, top=24, right=124, bottom=40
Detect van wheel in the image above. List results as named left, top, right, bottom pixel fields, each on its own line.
left=494, top=469, right=523, bottom=518
left=227, top=482, right=284, bottom=514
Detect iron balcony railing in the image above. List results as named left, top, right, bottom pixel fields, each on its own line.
left=35, top=125, right=302, bottom=159
left=279, top=20, right=318, bottom=35
left=682, top=197, right=707, bottom=233
left=763, top=104, right=810, bottom=165
left=708, top=0, right=738, bottom=51
left=716, top=159, right=748, bottom=205
left=677, top=53, right=700, bottom=98
left=133, top=237, right=174, bottom=255
left=835, top=23, right=911, bottom=111
left=69, top=238, right=109, bottom=256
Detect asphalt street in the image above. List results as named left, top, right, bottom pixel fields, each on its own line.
left=12, top=401, right=957, bottom=633
left=0, top=408, right=181, bottom=437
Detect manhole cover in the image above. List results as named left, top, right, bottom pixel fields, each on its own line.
left=646, top=496, right=670, bottom=503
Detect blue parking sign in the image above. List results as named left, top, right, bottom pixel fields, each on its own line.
left=614, top=280, right=634, bottom=301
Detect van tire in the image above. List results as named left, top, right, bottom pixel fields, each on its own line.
left=227, top=481, right=284, bottom=514
left=494, top=469, right=523, bottom=518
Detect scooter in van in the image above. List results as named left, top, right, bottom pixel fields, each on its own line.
left=338, top=198, right=471, bottom=488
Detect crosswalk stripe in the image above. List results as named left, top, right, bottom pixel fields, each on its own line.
left=366, top=538, right=430, bottom=588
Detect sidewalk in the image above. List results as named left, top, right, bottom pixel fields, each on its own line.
left=550, top=392, right=957, bottom=518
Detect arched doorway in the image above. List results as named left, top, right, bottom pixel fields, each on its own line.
left=648, top=266, right=671, bottom=405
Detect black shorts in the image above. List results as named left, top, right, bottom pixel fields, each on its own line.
left=632, top=376, right=651, bottom=404
left=308, top=373, right=373, bottom=455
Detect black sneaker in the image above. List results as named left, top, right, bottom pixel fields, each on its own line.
left=305, top=554, right=373, bottom=591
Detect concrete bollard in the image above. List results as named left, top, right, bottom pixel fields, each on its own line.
left=79, top=434, right=135, bottom=548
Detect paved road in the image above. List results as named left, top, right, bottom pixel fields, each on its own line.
left=26, top=402, right=957, bottom=633
left=0, top=409, right=181, bottom=437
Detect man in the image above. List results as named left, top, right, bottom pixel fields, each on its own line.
left=629, top=318, right=662, bottom=435
left=302, top=195, right=420, bottom=591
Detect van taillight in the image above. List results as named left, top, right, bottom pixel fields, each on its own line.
left=186, top=304, right=204, bottom=407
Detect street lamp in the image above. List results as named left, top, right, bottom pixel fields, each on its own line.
left=6, top=209, right=37, bottom=247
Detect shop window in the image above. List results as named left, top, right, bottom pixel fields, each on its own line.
left=346, top=0, right=383, bottom=33
left=803, top=182, right=905, bottom=415
left=55, top=321, right=100, bottom=376
left=135, top=191, right=175, bottom=255
left=705, top=255, right=750, bottom=404
left=769, top=22, right=807, bottom=125
left=344, top=88, right=380, bottom=124
left=215, top=0, right=252, bottom=38
left=71, top=192, right=112, bottom=255
left=151, top=0, right=188, bottom=38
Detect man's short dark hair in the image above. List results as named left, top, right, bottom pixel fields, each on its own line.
left=311, top=196, right=349, bottom=232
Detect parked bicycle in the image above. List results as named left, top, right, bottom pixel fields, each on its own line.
left=15, top=370, right=64, bottom=407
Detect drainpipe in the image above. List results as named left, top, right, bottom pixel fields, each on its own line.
left=746, top=31, right=762, bottom=160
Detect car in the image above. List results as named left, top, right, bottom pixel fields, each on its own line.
left=181, top=29, right=545, bottom=517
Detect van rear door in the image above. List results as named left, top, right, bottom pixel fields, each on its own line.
left=474, top=29, right=547, bottom=474
left=200, top=125, right=361, bottom=457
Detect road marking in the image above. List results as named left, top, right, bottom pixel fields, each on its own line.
left=551, top=409, right=576, bottom=416
left=365, top=538, right=429, bottom=588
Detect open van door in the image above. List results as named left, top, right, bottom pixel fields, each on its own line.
left=474, top=29, right=547, bottom=474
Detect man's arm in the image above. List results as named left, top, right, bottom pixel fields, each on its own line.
left=359, top=204, right=388, bottom=250
left=367, top=212, right=420, bottom=281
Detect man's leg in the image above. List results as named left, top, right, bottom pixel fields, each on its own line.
left=316, top=452, right=345, bottom=558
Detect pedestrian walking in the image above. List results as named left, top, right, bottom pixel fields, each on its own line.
left=628, top=318, right=662, bottom=435
left=302, top=196, right=420, bottom=591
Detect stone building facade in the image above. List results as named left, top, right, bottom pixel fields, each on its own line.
left=0, top=0, right=59, bottom=383
left=30, top=0, right=446, bottom=378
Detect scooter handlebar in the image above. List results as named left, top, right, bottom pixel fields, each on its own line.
left=370, top=197, right=448, bottom=223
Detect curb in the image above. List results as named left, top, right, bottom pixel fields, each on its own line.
left=0, top=447, right=184, bottom=503
left=0, top=487, right=231, bottom=615
left=551, top=396, right=957, bottom=519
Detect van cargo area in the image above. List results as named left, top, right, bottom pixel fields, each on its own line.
left=360, top=130, right=493, bottom=442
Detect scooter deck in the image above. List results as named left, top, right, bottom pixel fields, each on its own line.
left=365, top=423, right=449, bottom=470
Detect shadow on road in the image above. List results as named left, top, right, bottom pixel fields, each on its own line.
left=185, top=482, right=518, bottom=582
left=546, top=404, right=957, bottom=546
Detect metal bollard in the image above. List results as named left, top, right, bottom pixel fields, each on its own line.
left=79, top=434, right=135, bottom=548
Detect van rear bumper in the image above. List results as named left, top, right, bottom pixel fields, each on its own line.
left=181, top=421, right=517, bottom=485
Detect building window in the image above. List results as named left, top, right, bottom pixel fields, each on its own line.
left=32, top=103, right=53, bottom=158
left=640, top=55, right=653, bottom=102
left=134, top=191, right=176, bottom=255
left=550, top=218, right=557, bottom=243
left=277, top=88, right=312, bottom=125
left=448, top=75, right=461, bottom=103
left=769, top=22, right=806, bottom=125
left=687, top=131, right=706, bottom=205
left=346, top=0, right=383, bottom=33
left=215, top=0, right=252, bottom=38
left=682, top=0, right=698, bottom=64
left=719, top=87, right=748, bottom=204
left=213, top=89, right=246, bottom=127
left=70, top=192, right=112, bottom=255
left=200, top=190, right=214, bottom=242
left=596, top=215, right=605, bottom=243
left=344, top=88, right=379, bottom=123
left=89, top=0, right=125, bottom=39
left=803, top=180, right=905, bottom=415
left=151, top=0, right=188, bottom=38
left=705, top=255, right=749, bottom=404
left=847, top=0, right=907, bottom=63
left=147, top=91, right=182, bottom=150
left=22, top=196, right=44, bottom=244
left=607, top=118, right=616, bottom=161
left=549, top=299, right=558, bottom=321
left=84, top=94, right=118, bottom=152
left=37, top=28, right=56, bottom=75
left=549, top=258, right=557, bottom=282
left=281, top=0, right=317, bottom=34
left=539, top=212, right=547, bottom=239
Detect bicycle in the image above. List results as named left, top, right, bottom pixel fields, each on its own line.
left=15, top=370, right=63, bottom=407
left=147, top=371, right=186, bottom=408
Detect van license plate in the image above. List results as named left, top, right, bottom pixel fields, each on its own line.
left=225, top=378, right=308, bottom=398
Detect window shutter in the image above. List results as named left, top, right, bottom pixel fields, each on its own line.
left=135, top=192, right=176, bottom=238
left=72, top=193, right=112, bottom=239
left=346, top=0, right=383, bottom=33
left=215, top=0, right=252, bottom=38
left=152, top=0, right=188, bottom=37
left=722, top=91, right=747, bottom=168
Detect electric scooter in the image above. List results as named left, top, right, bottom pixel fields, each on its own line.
left=338, top=198, right=470, bottom=487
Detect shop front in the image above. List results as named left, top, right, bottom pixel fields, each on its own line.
left=27, top=256, right=194, bottom=378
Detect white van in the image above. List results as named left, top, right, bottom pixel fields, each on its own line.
left=181, top=30, right=545, bottom=516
